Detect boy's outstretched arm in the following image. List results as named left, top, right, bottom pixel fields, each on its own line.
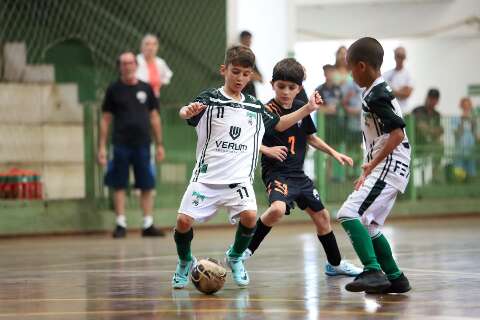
left=355, top=128, right=404, bottom=190
left=179, top=102, right=206, bottom=119
left=274, top=91, right=323, bottom=132
left=306, top=135, right=353, bottom=166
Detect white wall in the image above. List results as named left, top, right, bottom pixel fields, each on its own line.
left=296, top=0, right=480, bottom=40
left=228, top=0, right=291, bottom=102
left=402, top=36, right=480, bottom=115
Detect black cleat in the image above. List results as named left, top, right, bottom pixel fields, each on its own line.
left=112, top=225, right=127, bottom=238
left=345, top=269, right=391, bottom=293
left=142, top=225, right=166, bottom=237
left=367, top=273, right=411, bottom=294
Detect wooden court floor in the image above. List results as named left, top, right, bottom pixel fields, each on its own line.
left=0, top=216, right=479, bottom=319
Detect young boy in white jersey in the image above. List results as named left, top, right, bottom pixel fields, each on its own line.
left=337, top=37, right=411, bottom=294
left=242, top=58, right=361, bottom=277
left=172, top=46, right=323, bottom=288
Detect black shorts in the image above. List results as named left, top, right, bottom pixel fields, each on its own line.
left=263, top=174, right=325, bottom=215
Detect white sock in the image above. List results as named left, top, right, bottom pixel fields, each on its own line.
left=116, top=215, right=127, bottom=228
left=143, top=216, right=153, bottom=229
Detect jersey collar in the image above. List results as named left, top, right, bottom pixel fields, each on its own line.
left=362, top=76, right=385, bottom=100
left=219, top=86, right=245, bottom=102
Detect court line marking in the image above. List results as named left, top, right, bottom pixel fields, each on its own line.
left=0, top=296, right=479, bottom=308
left=0, top=308, right=406, bottom=318
left=1, top=247, right=480, bottom=274
left=401, top=267, right=480, bottom=277
left=1, top=267, right=479, bottom=278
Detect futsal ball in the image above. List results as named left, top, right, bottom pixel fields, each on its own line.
left=191, top=258, right=227, bottom=294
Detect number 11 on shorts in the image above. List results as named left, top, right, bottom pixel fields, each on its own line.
left=236, top=187, right=250, bottom=199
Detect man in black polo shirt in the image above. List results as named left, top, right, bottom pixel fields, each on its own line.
left=98, top=52, right=165, bottom=238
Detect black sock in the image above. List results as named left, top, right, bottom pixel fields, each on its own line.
left=318, top=231, right=342, bottom=266
left=248, top=218, right=272, bottom=254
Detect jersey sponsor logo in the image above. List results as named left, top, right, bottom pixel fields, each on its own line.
left=247, top=111, right=256, bottom=126
left=214, top=140, right=247, bottom=152
left=229, top=126, right=241, bottom=140
left=313, top=188, right=320, bottom=200
left=393, top=160, right=409, bottom=178
left=199, top=163, right=208, bottom=173
left=136, top=91, right=147, bottom=104
left=191, top=191, right=206, bottom=206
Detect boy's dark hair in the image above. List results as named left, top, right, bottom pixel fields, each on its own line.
left=239, top=30, right=252, bottom=40
left=224, top=45, right=255, bottom=68
left=347, top=37, right=384, bottom=70
left=272, top=58, right=304, bottom=86
left=427, top=88, right=440, bottom=99
left=322, top=64, right=335, bottom=72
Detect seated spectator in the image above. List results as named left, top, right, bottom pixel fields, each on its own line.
left=454, top=97, right=479, bottom=180
left=136, top=34, right=173, bottom=98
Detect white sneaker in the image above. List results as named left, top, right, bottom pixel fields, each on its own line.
left=325, top=260, right=362, bottom=277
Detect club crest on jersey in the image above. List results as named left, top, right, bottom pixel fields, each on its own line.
left=136, top=91, right=147, bottom=104
left=192, top=191, right=206, bottom=207
left=229, top=126, right=241, bottom=140
left=246, top=111, right=256, bottom=125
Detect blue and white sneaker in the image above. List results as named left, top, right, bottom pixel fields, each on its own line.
left=172, top=257, right=197, bottom=289
left=225, top=247, right=250, bottom=287
left=325, top=260, right=362, bottom=277
left=241, top=248, right=253, bottom=261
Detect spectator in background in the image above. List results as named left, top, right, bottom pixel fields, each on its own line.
left=295, top=65, right=308, bottom=103
left=341, top=79, right=363, bottom=177
left=412, top=88, right=444, bottom=181
left=454, top=97, right=479, bottom=179
left=239, top=30, right=263, bottom=97
left=334, top=45, right=362, bottom=178
left=98, top=52, right=166, bottom=238
left=316, top=64, right=342, bottom=115
left=383, top=47, right=413, bottom=112
left=334, top=45, right=362, bottom=142
left=136, top=34, right=173, bottom=98
left=316, top=64, right=344, bottom=181
left=333, top=46, right=350, bottom=86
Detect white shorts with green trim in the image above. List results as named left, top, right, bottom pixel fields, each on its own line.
left=178, top=182, right=257, bottom=224
left=337, top=175, right=399, bottom=227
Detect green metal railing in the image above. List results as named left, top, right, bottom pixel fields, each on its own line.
left=84, top=108, right=480, bottom=210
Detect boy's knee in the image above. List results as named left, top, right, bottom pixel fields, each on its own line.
left=313, top=209, right=331, bottom=226
left=176, top=214, right=193, bottom=232
left=239, top=210, right=257, bottom=228
left=264, top=201, right=286, bottom=224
